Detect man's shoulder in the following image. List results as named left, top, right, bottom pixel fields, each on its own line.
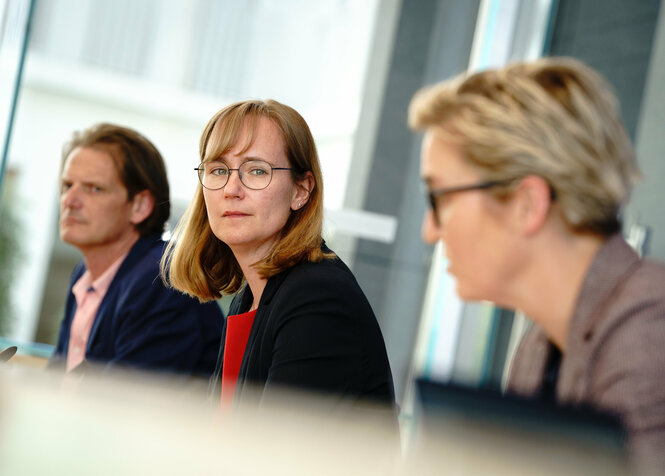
left=126, top=235, right=165, bottom=266
left=112, top=236, right=166, bottom=288
left=70, top=260, right=88, bottom=282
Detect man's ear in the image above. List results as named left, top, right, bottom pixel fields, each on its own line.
left=514, top=175, right=553, bottom=235
left=130, top=190, right=155, bottom=225
left=291, top=172, right=315, bottom=210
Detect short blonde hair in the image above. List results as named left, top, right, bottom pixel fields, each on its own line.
left=162, top=99, right=331, bottom=301
left=409, top=57, right=640, bottom=235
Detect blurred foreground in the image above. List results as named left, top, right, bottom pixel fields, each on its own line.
left=0, top=360, right=628, bottom=475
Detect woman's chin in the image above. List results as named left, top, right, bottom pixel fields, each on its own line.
left=454, top=281, right=483, bottom=303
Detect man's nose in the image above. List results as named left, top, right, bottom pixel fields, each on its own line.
left=61, top=184, right=82, bottom=208
left=422, top=209, right=441, bottom=244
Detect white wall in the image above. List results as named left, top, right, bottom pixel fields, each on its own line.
left=4, top=0, right=382, bottom=342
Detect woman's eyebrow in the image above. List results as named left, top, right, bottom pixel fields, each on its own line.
left=241, top=155, right=268, bottom=162
left=210, top=154, right=267, bottom=162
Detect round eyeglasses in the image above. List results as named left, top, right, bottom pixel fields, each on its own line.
left=195, top=160, right=292, bottom=191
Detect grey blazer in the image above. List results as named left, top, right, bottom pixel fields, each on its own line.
left=507, top=234, right=665, bottom=473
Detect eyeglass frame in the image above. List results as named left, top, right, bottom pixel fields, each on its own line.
left=425, top=179, right=514, bottom=223
left=194, top=159, right=293, bottom=191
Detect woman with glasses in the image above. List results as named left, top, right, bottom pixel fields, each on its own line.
left=409, top=58, right=665, bottom=473
left=162, top=99, right=395, bottom=415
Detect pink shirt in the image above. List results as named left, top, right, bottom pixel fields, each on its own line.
left=66, top=252, right=128, bottom=372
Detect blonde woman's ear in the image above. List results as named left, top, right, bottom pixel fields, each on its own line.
left=516, top=175, right=553, bottom=235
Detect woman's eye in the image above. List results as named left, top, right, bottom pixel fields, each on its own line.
left=210, top=167, right=228, bottom=176
left=248, top=167, right=268, bottom=176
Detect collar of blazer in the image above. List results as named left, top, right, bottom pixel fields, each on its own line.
left=230, top=240, right=334, bottom=315
left=566, top=233, right=641, bottom=348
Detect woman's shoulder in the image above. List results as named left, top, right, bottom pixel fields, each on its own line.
left=267, top=252, right=367, bottom=305
left=286, top=253, right=355, bottom=286
left=266, top=252, right=378, bottom=326
left=259, top=245, right=372, bottom=311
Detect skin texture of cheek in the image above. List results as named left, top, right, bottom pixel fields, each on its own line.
left=203, top=185, right=293, bottom=258
left=439, top=197, right=498, bottom=301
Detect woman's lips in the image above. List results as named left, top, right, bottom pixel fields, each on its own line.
left=222, top=211, right=249, bottom=217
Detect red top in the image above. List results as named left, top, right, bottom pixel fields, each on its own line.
left=221, top=309, right=257, bottom=407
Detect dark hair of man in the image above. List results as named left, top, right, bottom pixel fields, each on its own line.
left=62, top=123, right=170, bottom=236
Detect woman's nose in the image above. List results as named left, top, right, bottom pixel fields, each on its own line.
left=223, top=170, right=244, bottom=197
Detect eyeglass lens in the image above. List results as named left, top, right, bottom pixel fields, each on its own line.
left=198, top=160, right=273, bottom=190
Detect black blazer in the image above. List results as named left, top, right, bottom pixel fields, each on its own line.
left=210, top=250, right=395, bottom=410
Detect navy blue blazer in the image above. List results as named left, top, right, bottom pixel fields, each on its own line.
left=51, top=234, right=224, bottom=377
left=210, top=249, right=396, bottom=409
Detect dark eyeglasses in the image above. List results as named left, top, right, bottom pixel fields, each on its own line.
left=425, top=180, right=513, bottom=223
